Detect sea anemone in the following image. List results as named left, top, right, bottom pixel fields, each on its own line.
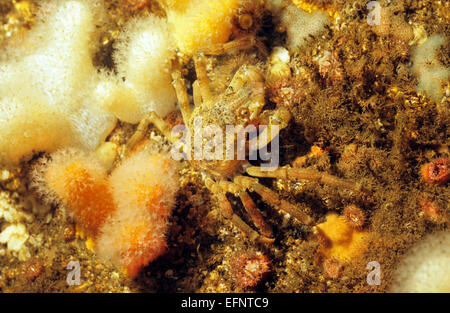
left=97, top=151, right=179, bottom=277
left=97, top=15, right=177, bottom=124
left=230, top=250, right=272, bottom=289
left=0, top=0, right=178, bottom=165
left=342, top=205, right=366, bottom=229
left=266, top=0, right=330, bottom=51
left=420, top=158, right=449, bottom=185
left=0, top=0, right=116, bottom=165
left=322, top=257, right=343, bottom=280
left=32, top=148, right=179, bottom=277
left=32, top=148, right=115, bottom=237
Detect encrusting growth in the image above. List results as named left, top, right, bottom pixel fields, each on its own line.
left=314, top=212, right=369, bottom=280
left=32, top=148, right=179, bottom=277
left=315, top=213, right=369, bottom=263
left=391, top=231, right=450, bottom=292
left=411, top=34, right=449, bottom=102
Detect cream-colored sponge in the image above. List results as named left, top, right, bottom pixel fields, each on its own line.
left=0, top=0, right=177, bottom=165
left=391, top=231, right=450, bottom=293
left=0, top=0, right=115, bottom=165
left=411, top=34, right=449, bottom=102
left=266, top=1, right=330, bottom=51
left=96, top=15, right=177, bottom=123
left=282, top=5, right=329, bottom=51
left=162, top=0, right=240, bottom=56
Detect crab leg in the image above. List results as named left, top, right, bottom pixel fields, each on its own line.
left=125, top=114, right=152, bottom=154
left=239, top=191, right=273, bottom=238
left=126, top=66, right=193, bottom=154
left=205, top=178, right=274, bottom=244
left=246, top=166, right=368, bottom=195
left=234, top=176, right=314, bottom=226
left=192, top=80, right=202, bottom=107
left=193, top=53, right=213, bottom=103
left=215, top=180, right=273, bottom=238
left=125, top=111, right=180, bottom=154
left=172, top=70, right=191, bottom=124
left=249, top=106, right=292, bottom=148
left=199, top=34, right=268, bottom=56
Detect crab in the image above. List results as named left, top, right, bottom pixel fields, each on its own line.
left=126, top=37, right=368, bottom=244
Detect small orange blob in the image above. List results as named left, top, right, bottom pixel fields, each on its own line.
left=310, top=145, right=325, bottom=158
left=322, top=257, right=342, bottom=280
left=420, top=158, right=449, bottom=185
left=419, top=199, right=442, bottom=223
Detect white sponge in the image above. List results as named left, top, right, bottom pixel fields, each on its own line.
left=411, top=34, right=449, bottom=102
left=0, top=0, right=177, bottom=165
left=97, top=15, right=177, bottom=123
left=266, top=1, right=330, bottom=51
left=391, top=231, right=450, bottom=293
left=0, top=0, right=116, bottom=165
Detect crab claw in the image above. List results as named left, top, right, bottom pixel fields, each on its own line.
left=248, top=81, right=265, bottom=121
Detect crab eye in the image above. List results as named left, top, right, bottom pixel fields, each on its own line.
left=239, top=14, right=253, bottom=30
left=239, top=108, right=250, bottom=118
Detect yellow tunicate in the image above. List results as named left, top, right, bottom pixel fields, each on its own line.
left=164, top=0, right=240, bottom=56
